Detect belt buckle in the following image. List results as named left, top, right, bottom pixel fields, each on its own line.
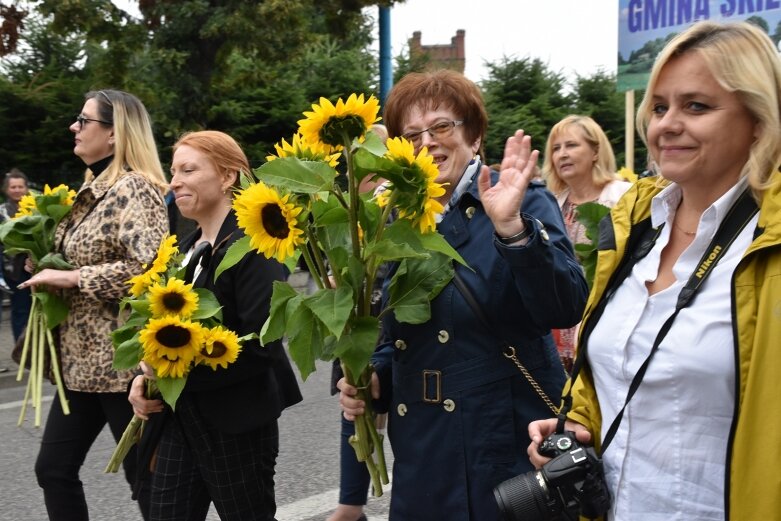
left=422, top=369, right=442, bottom=404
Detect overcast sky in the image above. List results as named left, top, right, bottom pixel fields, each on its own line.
left=378, top=0, right=618, bottom=83
left=114, top=0, right=618, bottom=84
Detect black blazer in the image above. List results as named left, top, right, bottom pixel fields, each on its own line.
left=179, top=210, right=302, bottom=433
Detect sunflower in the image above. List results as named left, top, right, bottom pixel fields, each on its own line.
left=266, top=133, right=341, bottom=168
left=379, top=137, right=446, bottom=233
left=233, top=182, right=306, bottom=262
left=148, top=278, right=199, bottom=318
left=44, top=184, right=77, bottom=206
left=139, top=316, right=205, bottom=378
left=150, top=234, right=179, bottom=275
left=127, top=270, right=156, bottom=298
left=14, top=194, right=36, bottom=218
left=197, top=325, right=242, bottom=370
left=297, top=93, right=381, bottom=149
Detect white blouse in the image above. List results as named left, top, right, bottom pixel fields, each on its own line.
left=587, top=177, right=757, bottom=521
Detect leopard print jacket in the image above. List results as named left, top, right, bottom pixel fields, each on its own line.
left=55, top=171, right=167, bottom=393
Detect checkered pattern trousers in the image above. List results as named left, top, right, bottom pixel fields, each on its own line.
left=148, top=395, right=279, bottom=521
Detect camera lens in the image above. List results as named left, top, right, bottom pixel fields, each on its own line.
left=493, top=471, right=552, bottom=521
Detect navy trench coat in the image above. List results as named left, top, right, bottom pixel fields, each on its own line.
left=373, top=166, right=588, bottom=520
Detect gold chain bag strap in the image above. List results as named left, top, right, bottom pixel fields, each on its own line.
left=452, top=271, right=560, bottom=415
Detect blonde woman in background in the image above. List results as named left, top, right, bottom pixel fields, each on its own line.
left=542, top=115, right=631, bottom=371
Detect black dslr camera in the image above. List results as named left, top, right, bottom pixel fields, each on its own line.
left=493, top=431, right=611, bottom=521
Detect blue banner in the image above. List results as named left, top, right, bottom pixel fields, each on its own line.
left=618, top=0, right=781, bottom=91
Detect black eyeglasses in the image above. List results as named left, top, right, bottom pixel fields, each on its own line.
left=74, top=114, right=111, bottom=131
left=402, top=120, right=464, bottom=147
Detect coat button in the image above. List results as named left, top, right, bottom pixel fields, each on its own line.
left=397, top=403, right=407, bottom=416
left=437, top=330, right=449, bottom=343
left=443, top=399, right=455, bottom=412
left=540, top=228, right=549, bottom=241
left=394, top=339, right=407, bottom=351
left=465, top=206, right=476, bottom=219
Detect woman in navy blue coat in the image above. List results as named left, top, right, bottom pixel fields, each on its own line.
left=338, top=70, right=588, bottom=520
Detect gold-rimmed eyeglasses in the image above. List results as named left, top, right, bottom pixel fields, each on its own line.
left=402, top=120, right=464, bottom=147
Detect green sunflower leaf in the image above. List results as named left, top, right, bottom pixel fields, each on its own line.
left=260, top=282, right=299, bottom=344
left=304, top=286, right=353, bottom=339
left=286, top=304, right=324, bottom=380
left=35, top=291, right=70, bottom=329
left=111, top=332, right=142, bottom=370
left=191, top=288, right=223, bottom=321
left=255, top=156, right=337, bottom=194
left=156, top=376, right=187, bottom=411
left=215, top=235, right=251, bottom=282
left=333, top=316, right=381, bottom=380
left=385, top=253, right=454, bottom=324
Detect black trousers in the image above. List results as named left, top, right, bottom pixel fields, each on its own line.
left=35, top=387, right=149, bottom=521
left=149, top=395, right=280, bottom=521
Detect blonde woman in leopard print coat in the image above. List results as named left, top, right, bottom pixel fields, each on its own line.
left=20, top=90, right=168, bottom=521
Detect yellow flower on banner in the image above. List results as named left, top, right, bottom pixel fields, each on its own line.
left=297, top=93, right=381, bottom=149
left=140, top=316, right=204, bottom=378
left=197, top=325, right=242, bottom=370
left=379, top=138, right=445, bottom=233
left=266, top=133, right=341, bottom=168
left=233, top=181, right=305, bottom=262
left=14, top=194, right=36, bottom=218
left=618, top=166, right=638, bottom=183
left=148, top=278, right=199, bottom=318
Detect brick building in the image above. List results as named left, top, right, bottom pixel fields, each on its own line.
left=408, top=29, right=465, bottom=73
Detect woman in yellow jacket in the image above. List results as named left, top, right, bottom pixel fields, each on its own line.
left=528, top=21, right=781, bottom=521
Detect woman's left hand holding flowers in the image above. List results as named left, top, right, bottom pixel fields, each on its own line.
left=128, top=362, right=163, bottom=421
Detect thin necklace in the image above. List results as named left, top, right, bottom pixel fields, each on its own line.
left=673, top=220, right=696, bottom=236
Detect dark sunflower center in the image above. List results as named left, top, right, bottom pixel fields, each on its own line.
left=204, top=342, right=227, bottom=359
left=162, top=292, right=186, bottom=312
left=156, top=325, right=192, bottom=348
left=320, top=115, right=366, bottom=147
left=261, top=204, right=290, bottom=239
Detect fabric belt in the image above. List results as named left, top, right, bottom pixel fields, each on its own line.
left=392, top=352, right=519, bottom=405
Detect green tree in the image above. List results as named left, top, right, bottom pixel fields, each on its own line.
left=480, top=56, right=572, bottom=165
left=0, top=14, right=93, bottom=187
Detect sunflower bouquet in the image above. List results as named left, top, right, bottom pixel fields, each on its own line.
left=219, top=93, right=466, bottom=496
left=0, top=184, right=76, bottom=427
left=105, top=234, right=242, bottom=472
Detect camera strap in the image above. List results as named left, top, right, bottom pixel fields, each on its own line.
left=562, top=188, right=758, bottom=453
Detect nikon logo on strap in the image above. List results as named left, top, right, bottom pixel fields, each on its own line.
left=695, top=245, right=723, bottom=278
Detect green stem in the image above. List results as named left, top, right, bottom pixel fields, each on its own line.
left=300, top=244, right=326, bottom=291
left=342, top=363, right=388, bottom=496
left=36, top=313, right=45, bottom=427
left=15, top=297, right=37, bottom=381
left=105, top=415, right=144, bottom=473
left=306, top=226, right=333, bottom=289
left=46, top=327, right=69, bottom=415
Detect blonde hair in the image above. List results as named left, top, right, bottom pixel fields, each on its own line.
left=173, top=131, right=249, bottom=190
left=542, top=115, right=618, bottom=195
left=637, top=21, right=781, bottom=195
left=84, top=90, right=168, bottom=192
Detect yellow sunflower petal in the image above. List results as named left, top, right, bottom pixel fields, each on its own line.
left=197, top=326, right=242, bottom=370
left=148, top=277, right=199, bottom=317
left=233, top=182, right=306, bottom=263
left=297, top=93, right=381, bottom=149
left=266, top=133, right=341, bottom=168
left=139, top=316, right=204, bottom=378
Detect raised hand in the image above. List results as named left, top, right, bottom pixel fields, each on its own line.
left=477, top=130, right=540, bottom=238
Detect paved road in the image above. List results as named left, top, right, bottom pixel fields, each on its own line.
left=0, top=291, right=392, bottom=520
